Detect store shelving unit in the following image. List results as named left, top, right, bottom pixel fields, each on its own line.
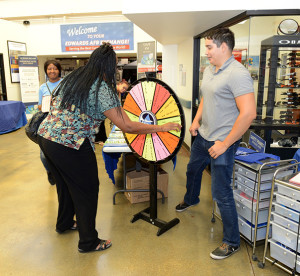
left=251, top=35, right=300, bottom=160
left=259, top=162, right=300, bottom=275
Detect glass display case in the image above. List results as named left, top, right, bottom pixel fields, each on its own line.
left=193, top=14, right=300, bottom=157
left=252, top=35, right=300, bottom=159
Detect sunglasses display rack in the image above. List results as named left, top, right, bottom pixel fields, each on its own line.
left=253, top=35, right=300, bottom=160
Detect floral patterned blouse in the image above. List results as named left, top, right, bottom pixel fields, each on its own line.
left=37, top=80, right=120, bottom=150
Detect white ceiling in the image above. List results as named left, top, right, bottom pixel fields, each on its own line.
left=2, top=8, right=246, bottom=46
left=0, top=1, right=298, bottom=46
left=124, top=10, right=246, bottom=45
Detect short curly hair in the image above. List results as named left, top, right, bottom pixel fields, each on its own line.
left=44, top=60, right=62, bottom=77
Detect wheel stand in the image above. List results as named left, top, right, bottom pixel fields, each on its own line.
left=131, top=164, right=180, bottom=236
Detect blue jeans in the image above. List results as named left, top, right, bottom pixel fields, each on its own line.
left=184, top=133, right=240, bottom=247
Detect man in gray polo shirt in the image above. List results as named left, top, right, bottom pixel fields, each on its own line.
left=176, top=28, right=256, bottom=259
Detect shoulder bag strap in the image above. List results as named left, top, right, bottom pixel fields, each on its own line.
left=45, top=81, right=62, bottom=109
left=46, top=81, right=61, bottom=95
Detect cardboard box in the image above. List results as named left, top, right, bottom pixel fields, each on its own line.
left=125, top=169, right=168, bottom=204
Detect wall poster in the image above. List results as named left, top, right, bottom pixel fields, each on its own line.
left=7, top=41, right=27, bottom=83
left=137, top=41, right=156, bottom=79
left=18, top=56, right=39, bottom=103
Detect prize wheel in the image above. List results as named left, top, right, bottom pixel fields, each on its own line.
left=123, top=77, right=185, bottom=165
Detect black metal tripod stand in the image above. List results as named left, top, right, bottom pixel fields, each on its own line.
left=131, top=164, right=180, bottom=236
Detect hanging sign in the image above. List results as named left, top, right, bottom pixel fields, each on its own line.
left=137, top=41, right=156, bottom=77
left=232, top=50, right=242, bottom=63
left=60, top=22, right=134, bottom=52
left=18, top=56, right=39, bottom=103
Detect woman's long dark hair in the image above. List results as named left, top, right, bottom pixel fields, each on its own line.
left=54, top=43, right=120, bottom=114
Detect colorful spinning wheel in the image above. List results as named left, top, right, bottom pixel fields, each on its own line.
left=123, top=78, right=185, bottom=164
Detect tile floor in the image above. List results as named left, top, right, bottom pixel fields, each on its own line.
left=0, top=127, right=286, bottom=275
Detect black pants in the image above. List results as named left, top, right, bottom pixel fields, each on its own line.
left=38, top=136, right=100, bottom=251
left=95, top=121, right=107, bottom=142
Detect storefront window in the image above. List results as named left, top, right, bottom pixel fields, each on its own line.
left=248, top=16, right=300, bottom=93
left=197, top=15, right=300, bottom=103
left=248, top=16, right=300, bottom=121
left=194, top=12, right=300, bottom=158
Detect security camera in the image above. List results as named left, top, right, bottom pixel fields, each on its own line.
left=23, top=20, right=30, bottom=25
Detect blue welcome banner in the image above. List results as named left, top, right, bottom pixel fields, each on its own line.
left=60, top=22, right=134, bottom=52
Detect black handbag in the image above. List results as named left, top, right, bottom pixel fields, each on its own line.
left=25, top=111, right=48, bottom=144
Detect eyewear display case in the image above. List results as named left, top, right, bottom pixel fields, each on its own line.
left=252, top=35, right=300, bottom=159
